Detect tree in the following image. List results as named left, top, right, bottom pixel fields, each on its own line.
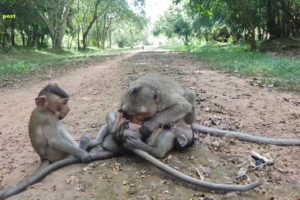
left=31, top=0, right=74, bottom=52
left=175, top=0, right=300, bottom=50
left=0, top=0, right=147, bottom=51
left=153, top=5, right=192, bottom=45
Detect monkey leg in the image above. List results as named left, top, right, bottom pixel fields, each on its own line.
left=146, top=130, right=176, bottom=159
left=192, top=123, right=300, bottom=146
left=102, top=133, right=123, bottom=154
left=0, top=151, right=113, bottom=200
left=131, top=149, right=261, bottom=192
left=79, top=135, right=94, bottom=150
left=82, top=124, right=109, bottom=150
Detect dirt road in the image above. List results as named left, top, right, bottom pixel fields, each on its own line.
left=0, top=49, right=299, bottom=200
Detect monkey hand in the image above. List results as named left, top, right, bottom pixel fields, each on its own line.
left=80, top=151, right=92, bottom=163
left=140, top=120, right=159, bottom=137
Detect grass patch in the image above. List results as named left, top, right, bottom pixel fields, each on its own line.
left=164, top=44, right=300, bottom=92
left=0, top=47, right=131, bottom=87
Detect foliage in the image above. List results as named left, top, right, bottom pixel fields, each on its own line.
left=175, top=0, right=300, bottom=50
left=165, top=43, right=300, bottom=91
left=153, top=4, right=192, bottom=45
left=0, top=0, right=147, bottom=51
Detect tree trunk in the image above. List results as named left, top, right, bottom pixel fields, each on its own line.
left=248, top=27, right=257, bottom=51
left=82, top=18, right=97, bottom=50
left=108, top=30, right=112, bottom=48
left=82, top=0, right=102, bottom=50
left=51, top=32, right=64, bottom=53
left=267, top=0, right=280, bottom=39
left=96, top=20, right=100, bottom=48
left=100, top=37, right=105, bottom=49
left=238, top=0, right=257, bottom=50
left=76, top=0, right=80, bottom=50
left=33, top=25, right=38, bottom=48
left=40, top=34, right=45, bottom=47
left=11, top=22, right=15, bottom=46
left=32, top=0, right=73, bottom=52
left=20, top=29, right=25, bottom=46
left=77, top=26, right=81, bottom=50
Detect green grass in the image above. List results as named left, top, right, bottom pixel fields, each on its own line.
left=0, top=47, right=131, bottom=86
left=164, top=44, right=300, bottom=92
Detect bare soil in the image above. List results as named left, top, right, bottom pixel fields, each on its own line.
left=0, top=49, right=299, bottom=200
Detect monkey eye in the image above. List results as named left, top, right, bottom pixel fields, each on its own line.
left=62, top=100, right=68, bottom=105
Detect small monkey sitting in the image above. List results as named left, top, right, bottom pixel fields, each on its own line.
left=0, top=85, right=112, bottom=200
left=29, top=84, right=91, bottom=167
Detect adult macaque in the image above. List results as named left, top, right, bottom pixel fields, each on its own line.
left=119, top=73, right=196, bottom=137
left=120, top=73, right=300, bottom=146
left=86, top=111, right=261, bottom=192
left=0, top=84, right=113, bottom=200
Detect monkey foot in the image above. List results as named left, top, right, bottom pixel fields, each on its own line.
left=79, top=135, right=94, bottom=150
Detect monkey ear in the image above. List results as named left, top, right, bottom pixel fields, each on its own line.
left=35, top=96, right=48, bottom=108
left=176, top=135, right=188, bottom=147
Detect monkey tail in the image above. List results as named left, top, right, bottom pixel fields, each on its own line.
left=132, top=149, right=261, bottom=192
left=192, top=123, right=300, bottom=146
left=0, top=151, right=113, bottom=200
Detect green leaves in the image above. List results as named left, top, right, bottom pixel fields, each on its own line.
left=153, top=4, right=193, bottom=45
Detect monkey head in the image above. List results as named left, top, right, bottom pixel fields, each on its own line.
left=35, top=84, right=70, bottom=120
left=120, top=84, right=160, bottom=119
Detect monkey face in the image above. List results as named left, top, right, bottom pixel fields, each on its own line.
left=47, top=94, right=70, bottom=120
left=35, top=93, right=70, bottom=120
left=56, top=98, right=70, bottom=120
left=35, top=84, right=70, bottom=120
left=120, top=85, right=159, bottom=118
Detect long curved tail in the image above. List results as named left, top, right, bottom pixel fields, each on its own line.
left=0, top=151, right=113, bottom=200
left=192, top=123, right=300, bottom=146
left=132, top=149, right=261, bottom=192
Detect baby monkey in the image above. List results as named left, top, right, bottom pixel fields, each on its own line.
left=89, top=111, right=194, bottom=158
left=29, top=83, right=91, bottom=167
left=121, top=112, right=195, bottom=158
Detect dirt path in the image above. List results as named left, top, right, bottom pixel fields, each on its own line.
left=0, top=49, right=299, bottom=200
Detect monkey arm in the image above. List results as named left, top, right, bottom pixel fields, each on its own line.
left=154, top=95, right=192, bottom=125
left=49, top=139, right=90, bottom=162
left=141, top=95, right=192, bottom=134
